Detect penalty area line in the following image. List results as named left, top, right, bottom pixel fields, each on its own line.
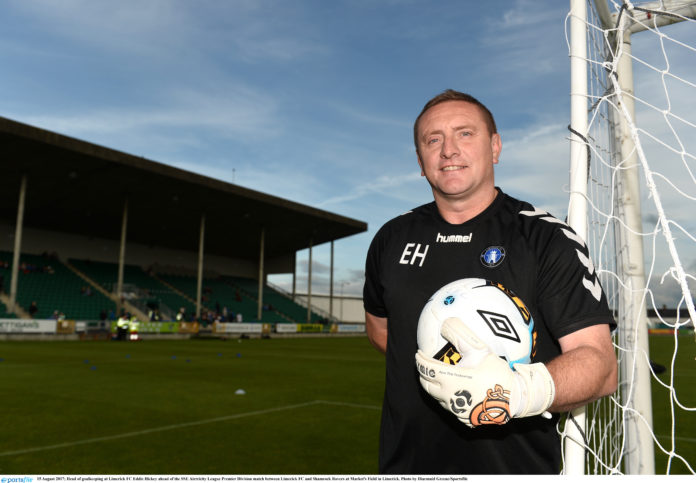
left=0, top=401, right=321, bottom=457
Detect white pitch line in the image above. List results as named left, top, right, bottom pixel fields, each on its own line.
left=656, top=434, right=696, bottom=444
left=0, top=400, right=380, bottom=458
left=314, top=399, right=381, bottom=411
left=0, top=401, right=319, bottom=457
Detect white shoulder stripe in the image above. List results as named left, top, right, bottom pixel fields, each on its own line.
left=519, top=208, right=548, bottom=217
left=575, top=248, right=595, bottom=275
left=520, top=207, right=566, bottom=226
left=561, top=228, right=587, bottom=249
left=542, top=216, right=564, bottom=225
left=583, top=276, right=602, bottom=301
left=521, top=205, right=601, bottom=301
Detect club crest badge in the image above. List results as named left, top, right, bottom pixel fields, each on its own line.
left=481, top=246, right=506, bottom=268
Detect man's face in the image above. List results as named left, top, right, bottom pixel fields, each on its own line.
left=416, top=100, right=501, bottom=207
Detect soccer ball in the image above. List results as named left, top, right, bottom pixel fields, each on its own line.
left=417, top=278, right=536, bottom=367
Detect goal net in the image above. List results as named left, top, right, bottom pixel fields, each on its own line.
left=564, top=0, right=696, bottom=475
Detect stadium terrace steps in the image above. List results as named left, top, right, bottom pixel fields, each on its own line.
left=0, top=251, right=116, bottom=320
left=160, top=274, right=256, bottom=322
left=68, top=259, right=195, bottom=320
left=148, top=272, right=198, bottom=318
left=1, top=251, right=326, bottom=324
left=220, top=276, right=285, bottom=321
left=157, top=274, right=324, bottom=324
left=0, top=293, right=19, bottom=318
left=62, top=260, right=149, bottom=322
left=222, top=276, right=323, bottom=324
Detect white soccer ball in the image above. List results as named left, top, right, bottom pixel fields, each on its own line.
left=417, top=278, right=535, bottom=367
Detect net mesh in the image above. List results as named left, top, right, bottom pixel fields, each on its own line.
left=562, top=0, right=696, bottom=474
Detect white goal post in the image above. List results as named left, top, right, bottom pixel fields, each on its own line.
left=565, top=0, right=696, bottom=475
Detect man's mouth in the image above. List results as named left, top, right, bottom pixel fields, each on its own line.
left=442, top=165, right=465, bottom=171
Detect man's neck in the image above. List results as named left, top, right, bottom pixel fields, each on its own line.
left=434, top=188, right=498, bottom=225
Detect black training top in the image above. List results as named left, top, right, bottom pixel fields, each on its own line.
left=363, top=189, right=615, bottom=474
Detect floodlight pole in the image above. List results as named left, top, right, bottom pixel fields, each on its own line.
left=8, top=175, right=27, bottom=313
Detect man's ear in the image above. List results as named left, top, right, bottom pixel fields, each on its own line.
left=417, top=155, right=425, bottom=176
left=491, top=133, right=502, bottom=164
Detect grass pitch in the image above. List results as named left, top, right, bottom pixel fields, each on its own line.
left=0, top=337, right=384, bottom=474
left=649, top=333, right=696, bottom=475
left=0, top=334, right=693, bottom=475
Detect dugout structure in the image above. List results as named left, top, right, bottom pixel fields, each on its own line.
left=0, top=116, right=367, bottom=322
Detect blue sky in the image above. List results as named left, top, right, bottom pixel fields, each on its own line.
left=2, top=1, right=694, bottom=302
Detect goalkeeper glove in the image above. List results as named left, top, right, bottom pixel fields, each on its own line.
left=415, top=317, right=555, bottom=428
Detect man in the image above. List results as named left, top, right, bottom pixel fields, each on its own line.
left=363, top=90, right=617, bottom=474
left=116, top=312, right=130, bottom=341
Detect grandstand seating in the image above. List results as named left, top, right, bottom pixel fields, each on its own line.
left=159, top=274, right=325, bottom=324
left=160, top=274, right=257, bottom=322
left=1, top=251, right=327, bottom=324
left=0, top=251, right=115, bottom=320
left=68, top=259, right=196, bottom=319
left=222, top=276, right=324, bottom=324
left=0, top=300, right=16, bottom=318
left=0, top=253, right=11, bottom=313
left=263, top=285, right=323, bottom=324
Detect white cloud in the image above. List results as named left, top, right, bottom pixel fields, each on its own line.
left=297, top=258, right=331, bottom=275
left=327, top=101, right=411, bottom=129
left=317, top=171, right=422, bottom=208
left=7, top=0, right=189, bottom=57
left=13, top=82, right=280, bottom=148
left=482, top=0, right=569, bottom=77
left=496, top=121, right=571, bottom=215
left=7, top=0, right=328, bottom=64
left=500, top=0, right=561, bottom=29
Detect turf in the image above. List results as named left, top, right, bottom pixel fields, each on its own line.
left=0, top=337, right=385, bottom=474
left=650, top=333, right=696, bottom=475
left=0, top=334, right=693, bottom=475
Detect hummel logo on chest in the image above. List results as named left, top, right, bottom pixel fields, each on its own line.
left=436, top=232, right=473, bottom=243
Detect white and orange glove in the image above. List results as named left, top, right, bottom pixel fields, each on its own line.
left=415, top=317, right=555, bottom=428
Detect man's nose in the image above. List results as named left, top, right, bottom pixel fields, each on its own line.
left=440, top=136, right=459, bottom=159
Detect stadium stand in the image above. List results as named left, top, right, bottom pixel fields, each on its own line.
left=2, top=253, right=323, bottom=324
left=222, top=276, right=324, bottom=324
left=68, top=259, right=195, bottom=320
left=264, top=285, right=324, bottom=324
left=1, top=117, right=368, bottom=328
left=0, top=251, right=116, bottom=320
left=0, top=300, right=16, bottom=318
left=141, top=272, right=325, bottom=324
left=160, top=274, right=252, bottom=322
left=2, top=248, right=330, bottom=324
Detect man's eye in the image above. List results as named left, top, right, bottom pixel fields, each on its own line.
left=460, top=131, right=472, bottom=137
left=427, top=138, right=440, bottom=144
